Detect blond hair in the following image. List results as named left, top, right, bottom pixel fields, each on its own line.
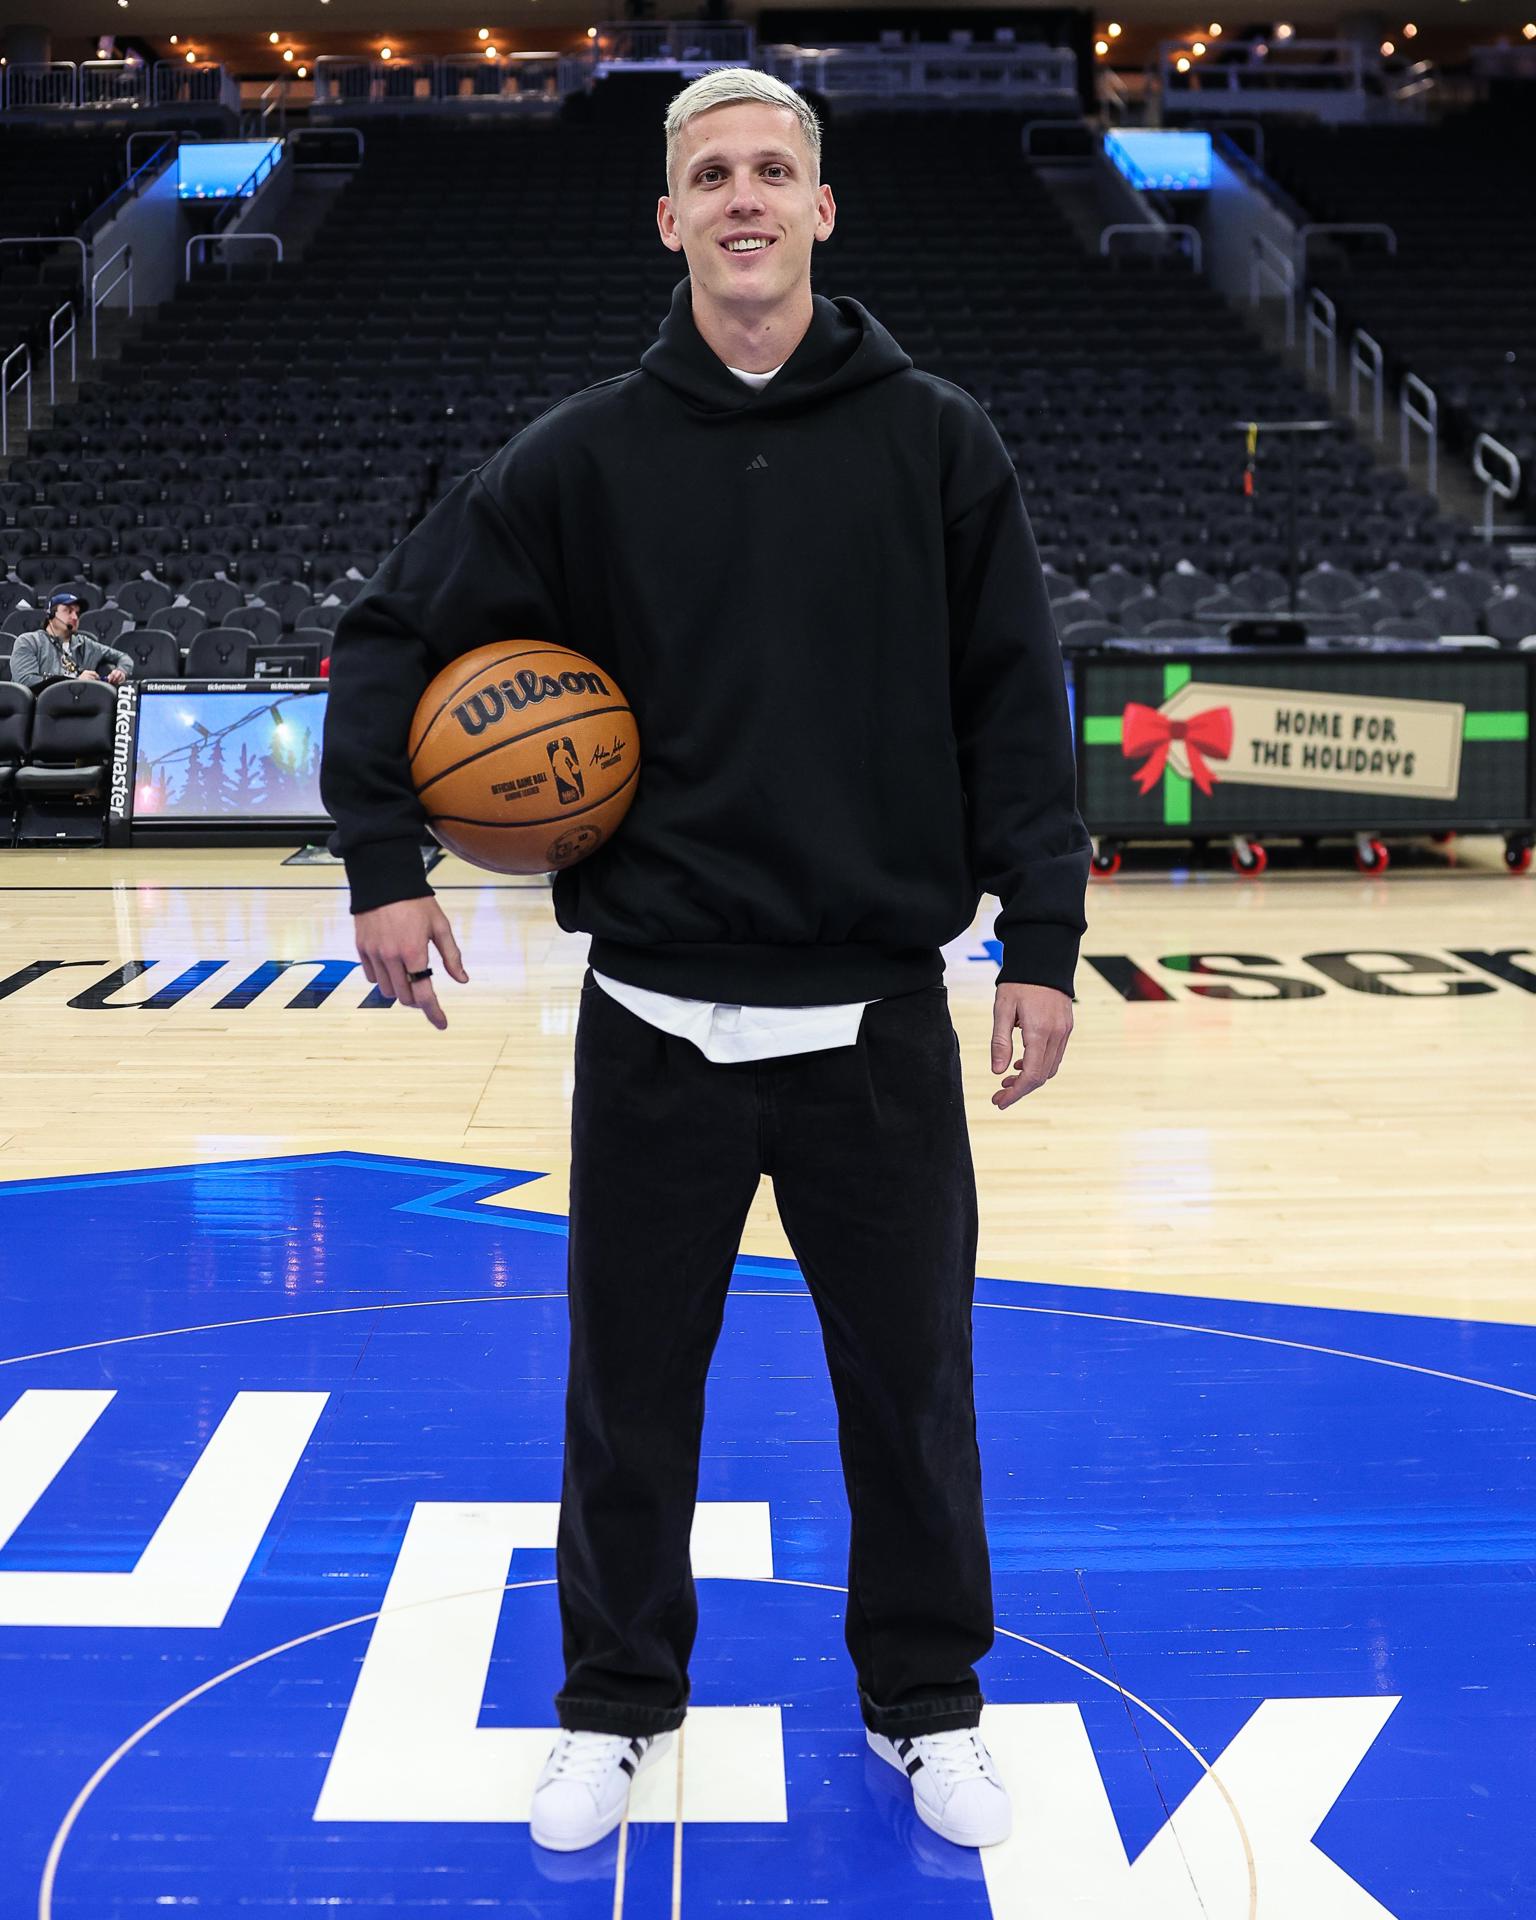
left=664, top=68, right=822, bottom=192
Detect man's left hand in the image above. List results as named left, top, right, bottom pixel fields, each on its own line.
left=990, top=982, right=1074, bottom=1111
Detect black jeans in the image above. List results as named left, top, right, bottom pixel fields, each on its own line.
left=554, top=972, right=994, bottom=1739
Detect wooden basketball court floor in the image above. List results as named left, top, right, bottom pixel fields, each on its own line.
left=2, top=840, right=1533, bottom=1917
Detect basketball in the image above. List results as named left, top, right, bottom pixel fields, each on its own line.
left=408, top=642, right=640, bottom=874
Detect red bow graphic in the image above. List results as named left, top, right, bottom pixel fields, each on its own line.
left=1122, top=702, right=1234, bottom=796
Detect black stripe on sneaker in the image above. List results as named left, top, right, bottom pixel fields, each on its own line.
left=905, top=1758, right=923, bottom=1777
left=896, top=1738, right=913, bottom=1758
left=619, top=1756, right=635, bottom=1777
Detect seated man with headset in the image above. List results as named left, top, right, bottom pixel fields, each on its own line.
left=10, top=592, right=133, bottom=691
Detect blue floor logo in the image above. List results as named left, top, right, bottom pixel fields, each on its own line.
left=2, top=1153, right=1533, bottom=1915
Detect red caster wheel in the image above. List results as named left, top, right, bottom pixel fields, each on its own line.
left=1354, top=837, right=1390, bottom=875
left=1505, top=840, right=1534, bottom=875
left=1231, top=839, right=1267, bottom=875
left=1091, top=845, right=1123, bottom=878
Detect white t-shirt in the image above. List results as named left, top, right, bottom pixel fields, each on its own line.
left=592, top=358, right=876, bottom=1063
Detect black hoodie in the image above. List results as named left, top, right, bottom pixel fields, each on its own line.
left=320, top=281, right=1090, bottom=1004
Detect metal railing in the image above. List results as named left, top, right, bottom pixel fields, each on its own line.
left=47, top=301, right=76, bottom=406
left=1100, top=222, right=1203, bottom=273
left=80, top=59, right=146, bottom=108
left=88, top=244, right=133, bottom=358
left=1349, top=329, right=1385, bottom=441
left=2, top=62, right=78, bottom=110
left=1249, top=233, right=1297, bottom=347
left=1, top=343, right=31, bottom=458
left=312, top=53, right=567, bottom=107
left=235, top=144, right=283, bottom=200
left=124, top=131, right=184, bottom=190
left=1388, top=57, right=1438, bottom=109
left=1472, top=434, right=1522, bottom=542
left=251, top=79, right=288, bottom=137
left=1098, top=66, right=1133, bottom=124
left=594, top=21, right=754, bottom=65
left=185, top=232, right=285, bottom=282
left=79, top=134, right=182, bottom=245
left=1213, top=118, right=1266, bottom=171
left=1304, top=287, right=1337, bottom=391
left=765, top=40, right=1076, bottom=102
left=1400, top=371, right=1438, bottom=497
left=0, top=232, right=87, bottom=288
left=1155, top=36, right=1364, bottom=103
left=150, top=60, right=237, bottom=111
left=0, top=58, right=233, bottom=111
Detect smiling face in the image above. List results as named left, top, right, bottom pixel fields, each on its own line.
left=657, top=100, right=835, bottom=327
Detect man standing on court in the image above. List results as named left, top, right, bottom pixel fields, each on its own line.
left=321, top=70, right=1089, bottom=1857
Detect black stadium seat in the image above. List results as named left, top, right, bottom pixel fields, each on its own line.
left=159, top=603, right=207, bottom=649
left=0, top=683, right=33, bottom=838
left=120, top=630, right=181, bottom=679
left=13, top=678, right=116, bottom=843
left=185, top=628, right=252, bottom=677
left=225, top=603, right=283, bottom=648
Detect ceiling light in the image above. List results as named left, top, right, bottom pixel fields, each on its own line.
left=1403, top=22, right=1418, bottom=35
left=1524, top=20, right=1536, bottom=35
left=296, top=64, right=307, bottom=75
left=1380, top=39, right=1395, bottom=54
left=484, top=43, right=497, bottom=55
left=1175, top=54, right=1191, bottom=71
left=1274, top=22, right=1294, bottom=40
left=1094, top=37, right=1109, bottom=54
left=283, top=46, right=294, bottom=60
left=169, top=31, right=178, bottom=41
left=587, top=25, right=597, bottom=36
left=1193, top=40, right=1207, bottom=55
left=380, top=45, right=392, bottom=58
left=1107, top=21, right=1122, bottom=36
left=478, top=25, right=489, bottom=37
left=184, top=49, right=195, bottom=62
left=268, top=29, right=279, bottom=42
left=1209, top=20, right=1222, bottom=32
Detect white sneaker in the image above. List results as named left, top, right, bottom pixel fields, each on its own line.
left=529, top=1728, right=672, bottom=1852
left=867, top=1727, right=1012, bottom=1847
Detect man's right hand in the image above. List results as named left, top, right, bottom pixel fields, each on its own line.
left=353, top=897, right=468, bottom=1031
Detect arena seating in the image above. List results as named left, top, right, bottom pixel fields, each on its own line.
left=1, top=109, right=1531, bottom=668
left=1261, top=108, right=1536, bottom=509
left=0, top=129, right=128, bottom=363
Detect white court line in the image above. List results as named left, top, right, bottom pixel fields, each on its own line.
left=741, top=1292, right=1536, bottom=1405
left=5, top=1289, right=1533, bottom=1405
left=0, top=1294, right=570, bottom=1369
left=35, top=1575, right=1254, bottom=1920
left=672, top=1719, right=687, bottom=1920
left=610, top=1816, right=630, bottom=1920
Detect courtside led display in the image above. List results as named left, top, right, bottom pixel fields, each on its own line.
left=132, top=685, right=328, bottom=821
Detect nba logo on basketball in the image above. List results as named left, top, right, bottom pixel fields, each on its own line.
left=548, top=737, right=585, bottom=805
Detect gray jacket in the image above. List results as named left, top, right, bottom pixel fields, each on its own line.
left=8, top=628, right=134, bottom=692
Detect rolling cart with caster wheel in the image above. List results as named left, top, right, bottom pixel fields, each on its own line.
left=1071, top=645, right=1536, bottom=879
